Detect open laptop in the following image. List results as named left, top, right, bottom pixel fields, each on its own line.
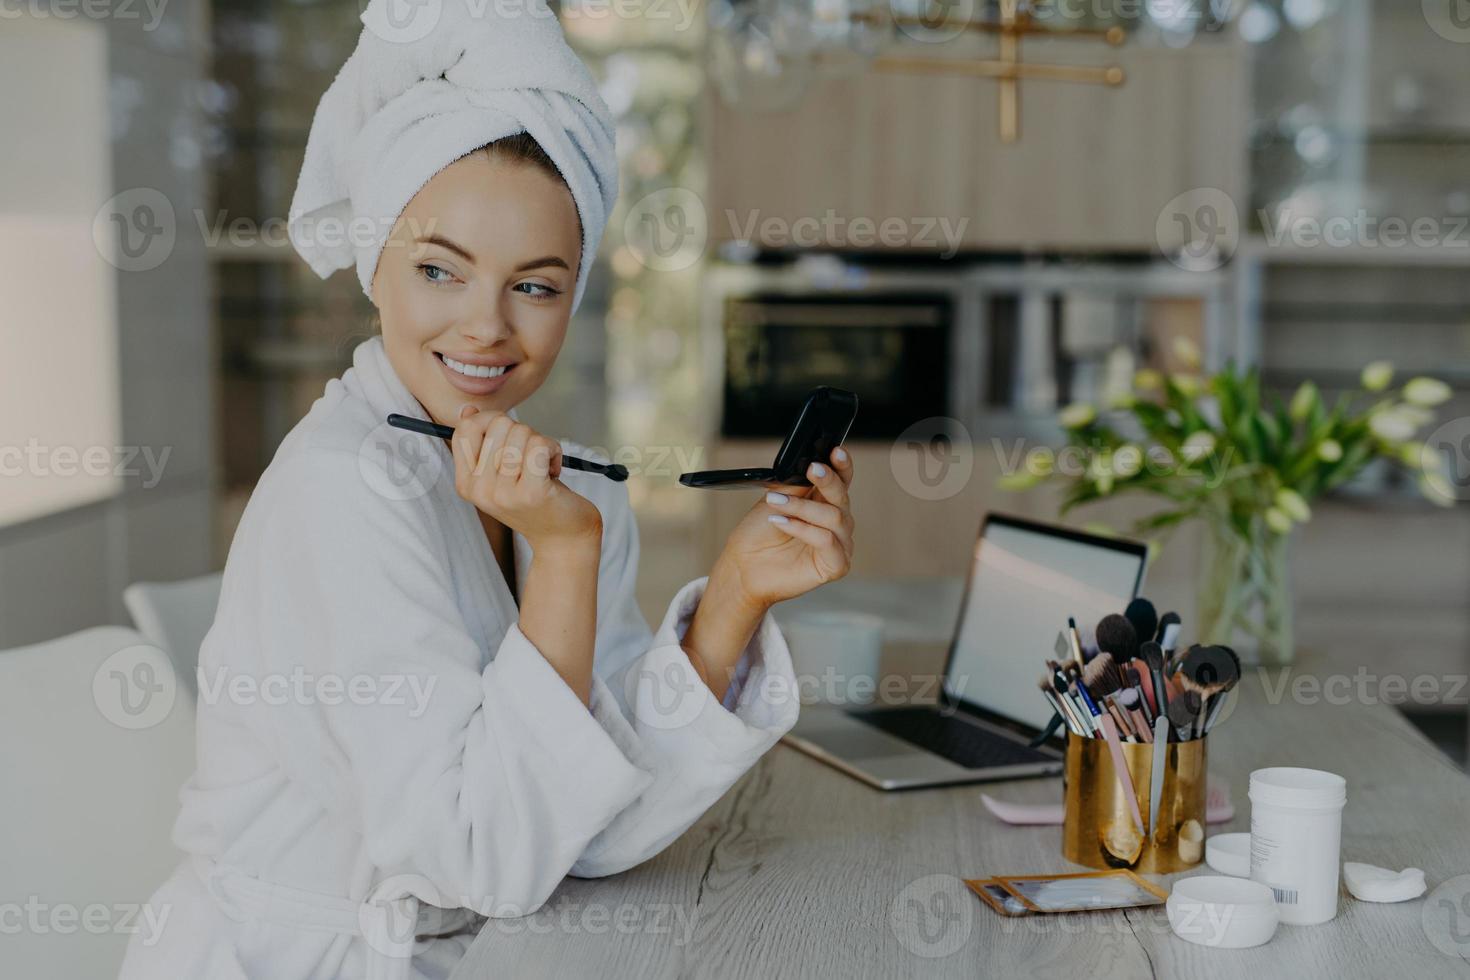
left=782, top=513, right=1148, bottom=790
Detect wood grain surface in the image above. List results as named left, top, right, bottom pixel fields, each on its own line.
left=452, top=659, right=1470, bottom=979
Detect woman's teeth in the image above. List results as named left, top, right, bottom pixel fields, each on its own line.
left=439, top=354, right=510, bottom=378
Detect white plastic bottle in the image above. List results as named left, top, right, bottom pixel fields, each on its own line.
left=1248, top=767, right=1347, bottom=925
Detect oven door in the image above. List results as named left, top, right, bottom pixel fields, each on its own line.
left=722, top=294, right=952, bottom=439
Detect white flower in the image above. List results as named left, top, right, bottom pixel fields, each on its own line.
left=1025, top=448, right=1056, bottom=477
left=1172, top=336, right=1202, bottom=370
left=1361, top=361, right=1394, bottom=392
left=1400, top=405, right=1434, bottom=428
left=1265, top=507, right=1293, bottom=534
left=1180, top=431, right=1217, bottom=463
left=1317, top=439, right=1343, bottom=463
left=1416, top=447, right=1456, bottom=504
left=1059, top=403, right=1097, bottom=429
left=1275, top=488, right=1312, bottom=522
left=1112, top=444, right=1144, bottom=478
left=1134, top=369, right=1164, bottom=391
left=1102, top=347, right=1136, bottom=410
left=1368, top=408, right=1419, bottom=443
left=1403, top=377, right=1452, bottom=408
left=1289, top=381, right=1318, bottom=422
left=1088, top=454, right=1115, bottom=494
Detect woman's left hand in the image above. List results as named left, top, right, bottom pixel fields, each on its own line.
left=714, top=447, right=856, bottom=611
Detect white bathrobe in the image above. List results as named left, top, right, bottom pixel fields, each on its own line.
left=119, top=336, right=800, bottom=980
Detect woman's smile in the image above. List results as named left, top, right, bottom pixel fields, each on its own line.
left=433, top=349, right=519, bottom=396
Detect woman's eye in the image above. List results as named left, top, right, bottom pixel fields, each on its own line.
left=516, top=281, right=562, bottom=300
left=417, top=263, right=454, bottom=284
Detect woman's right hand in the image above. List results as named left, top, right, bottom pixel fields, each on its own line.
left=450, top=405, right=603, bottom=550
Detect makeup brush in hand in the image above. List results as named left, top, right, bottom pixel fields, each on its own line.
left=386, top=413, right=630, bottom=481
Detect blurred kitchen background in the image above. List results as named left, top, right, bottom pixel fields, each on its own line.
left=4, top=0, right=1470, bottom=761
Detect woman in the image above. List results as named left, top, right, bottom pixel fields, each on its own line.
left=120, top=1, right=853, bottom=978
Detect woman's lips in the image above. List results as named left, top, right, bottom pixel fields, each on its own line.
left=435, top=352, right=516, bottom=395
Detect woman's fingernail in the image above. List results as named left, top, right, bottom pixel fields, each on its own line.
left=834, top=448, right=847, bottom=462
left=811, top=462, right=827, bottom=477
left=768, top=514, right=788, bottom=524
left=766, top=491, right=789, bottom=505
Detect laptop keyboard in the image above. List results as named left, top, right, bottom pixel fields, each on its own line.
left=848, top=707, right=1055, bottom=770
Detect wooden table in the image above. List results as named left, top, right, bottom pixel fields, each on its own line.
left=451, top=661, right=1470, bottom=978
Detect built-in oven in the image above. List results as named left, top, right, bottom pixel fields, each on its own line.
left=706, top=254, right=1238, bottom=443
left=721, top=293, right=954, bottom=439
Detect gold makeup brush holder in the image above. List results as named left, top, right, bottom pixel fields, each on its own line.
left=1062, top=733, right=1208, bottom=874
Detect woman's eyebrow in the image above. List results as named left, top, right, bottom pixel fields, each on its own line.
left=411, top=237, right=568, bottom=274
left=415, top=234, right=475, bottom=262
left=513, top=256, right=570, bottom=273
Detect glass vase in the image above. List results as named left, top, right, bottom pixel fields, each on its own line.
left=1195, top=514, right=1294, bottom=666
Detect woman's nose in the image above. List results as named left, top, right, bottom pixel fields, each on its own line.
left=460, top=298, right=514, bottom=345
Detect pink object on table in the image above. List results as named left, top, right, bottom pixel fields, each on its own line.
left=980, top=777, right=1235, bottom=826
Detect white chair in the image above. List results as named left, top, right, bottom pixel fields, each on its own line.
left=123, top=572, right=222, bottom=698
left=0, top=625, right=196, bottom=978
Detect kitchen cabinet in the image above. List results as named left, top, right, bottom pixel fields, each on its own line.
left=705, top=36, right=1250, bottom=253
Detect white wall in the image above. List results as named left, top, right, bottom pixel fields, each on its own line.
left=0, top=5, right=215, bottom=646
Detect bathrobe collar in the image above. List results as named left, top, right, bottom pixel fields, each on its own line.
left=343, top=334, right=529, bottom=620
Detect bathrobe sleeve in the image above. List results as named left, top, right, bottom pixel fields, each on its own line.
left=566, top=475, right=802, bottom=878
left=251, top=448, right=658, bottom=918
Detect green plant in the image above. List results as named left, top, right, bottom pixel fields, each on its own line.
left=998, top=342, right=1455, bottom=662
left=1004, top=347, right=1452, bottom=537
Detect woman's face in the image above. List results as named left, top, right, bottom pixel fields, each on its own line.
left=372, top=149, right=582, bottom=427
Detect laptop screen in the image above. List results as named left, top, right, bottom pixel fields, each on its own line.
left=941, top=516, right=1146, bottom=732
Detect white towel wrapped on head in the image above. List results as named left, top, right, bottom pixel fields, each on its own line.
left=287, top=0, right=617, bottom=312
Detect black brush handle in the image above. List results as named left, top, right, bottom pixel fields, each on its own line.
left=386, top=414, right=628, bottom=482
left=1029, top=712, right=1065, bottom=747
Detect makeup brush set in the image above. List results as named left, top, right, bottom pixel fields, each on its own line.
left=1035, top=598, right=1242, bottom=748
left=1038, top=599, right=1244, bottom=868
